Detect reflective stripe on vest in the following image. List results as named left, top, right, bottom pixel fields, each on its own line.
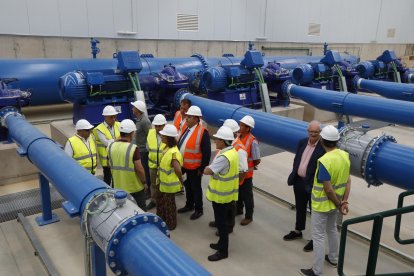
left=147, top=129, right=166, bottom=169
left=311, top=149, right=350, bottom=212
left=240, top=133, right=256, bottom=179
left=108, top=141, right=144, bottom=193
left=159, top=146, right=183, bottom=193
left=206, top=148, right=239, bottom=204
left=68, top=135, right=97, bottom=174
left=182, top=124, right=205, bottom=169
left=93, top=122, right=120, bottom=167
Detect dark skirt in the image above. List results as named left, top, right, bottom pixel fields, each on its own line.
left=156, top=190, right=177, bottom=230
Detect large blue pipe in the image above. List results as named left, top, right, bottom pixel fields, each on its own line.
left=355, top=77, right=414, bottom=102
left=2, top=111, right=209, bottom=275
left=284, top=83, right=414, bottom=127
left=0, top=54, right=343, bottom=106
left=182, top=94, right=414, bottom=190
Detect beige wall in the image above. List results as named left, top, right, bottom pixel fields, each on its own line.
left=0, top=35, right=413, bottom=61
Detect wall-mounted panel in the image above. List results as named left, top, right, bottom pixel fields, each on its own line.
left=27, top=0, right=61, bottom=35
left=0, top=0, right=29, bottom=35
left=59, top=0, right=89, bottom=37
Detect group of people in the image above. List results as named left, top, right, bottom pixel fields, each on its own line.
left=64, top=99, right=351, bottom=270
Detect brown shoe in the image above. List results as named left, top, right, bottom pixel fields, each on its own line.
left=240, top=218, right=252, bottom=226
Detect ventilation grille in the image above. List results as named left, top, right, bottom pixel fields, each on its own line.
left=177, top=14, right=199, bottom=31
left=387, top=28, right=396, bottom=38
left=308, top=23, right=321, bottom=36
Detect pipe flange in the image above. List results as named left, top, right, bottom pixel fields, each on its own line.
left=106, top=213, right=169, bottom=275
left=281, top=81, right=293, bottom=98
left=0, top=107, right=21, bottom=128
left=191, top=53, right=209, bottom=91
left=362, top=134, right=396, bottom=187
left=174, top=88, right=191, bottom=108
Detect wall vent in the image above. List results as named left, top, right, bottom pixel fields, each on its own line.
left=308, top=23, right=321, bottom=36
left=387, top=28, right=396, bottom=38
left=177, top=14, right=199, bottom=31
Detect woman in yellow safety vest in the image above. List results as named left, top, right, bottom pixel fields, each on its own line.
left=157, top=124, right=183, bottom=230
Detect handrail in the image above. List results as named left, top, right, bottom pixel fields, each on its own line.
left=338, top=189, right=414, bottom=276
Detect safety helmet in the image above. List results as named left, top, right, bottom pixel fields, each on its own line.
left=186, top=106, right=202, bottom=117
left=119, top=119, right=137, bottom=134
left=159, top=124, right=178, bottom=137
left=213, top=126, right=235, bottom=141
left=240, top=115, right=255, bottom=128
left=131, top=100, right=146, bottom=113
left=75, top=119, right=94, bottom=130
left=102, top=105, right=118, bottom=116
left=152, top=114, right=167, bottom=126
left=320, top=125, right=340, bottom=141
left=223, top=119, right=240, bottom=133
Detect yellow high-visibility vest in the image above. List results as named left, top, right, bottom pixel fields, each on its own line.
left=206, top=148, right=239, bottom=204
left=159, top=146, right=183, bottom=193
left=147, top=129, right=166, bottom=169
left=108, top=141, right=144, bottom=193
left=68, top=135, right=97, bottom=174
left=93, top=121, right=120, bottom=167
left=312, top=149, right=350, bottom=212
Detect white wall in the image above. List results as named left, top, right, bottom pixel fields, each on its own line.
left=0, top=0, right=413, bottom=43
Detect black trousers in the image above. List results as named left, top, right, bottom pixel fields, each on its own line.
left=131, top=190, right=147, bottom=212
left=293, top=177, right=311, bottom=231
left=183, top=169, right=203, bottom=212
left=237, top=178, right=254, bottom=219
left=140, top=151, right=151, bottom=191
left=103, top=166, right=112, bottom=187
left=213, top=202, right=232, bottom=254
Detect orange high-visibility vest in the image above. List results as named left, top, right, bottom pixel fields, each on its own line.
left=181, top=124, right=205, bottom=170
left=233, top=137, right=247, bottom=185
left=240, top=133, right=257, bottom=179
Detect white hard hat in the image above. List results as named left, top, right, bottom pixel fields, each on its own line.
left=120, top=119, right=137, bottom=134
left=186, top=105, right=202, bottom=117
left=152, top=114, right=167, bottom=126
left=320, top=125, right=340, bottom=141
left=75, top=119, right=94, bottom=130
left=223, top=119, right=240, bottom=132
left=131, top=100, right=146, bottom=113
left=102, top=105, right=119, bottom=116
left=159, top=124, right=178, bottom=137
left=213, top=126, right=235, bottom=141
left=240, top=115, right=255, bottom=128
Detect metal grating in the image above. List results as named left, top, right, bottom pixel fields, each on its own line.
left=308, top=23, right=321, bottom=36
left=177, top=13, right=199, bottom=31
left=0, top=187, right=64, bottom=223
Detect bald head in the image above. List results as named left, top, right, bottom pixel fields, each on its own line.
left=307, top=120, right=321, bottom=144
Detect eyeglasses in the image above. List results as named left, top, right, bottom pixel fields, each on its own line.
left=307, top=130, right=320, bottom=134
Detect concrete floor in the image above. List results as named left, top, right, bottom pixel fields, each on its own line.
left=0, top=106, right=414, bottom=275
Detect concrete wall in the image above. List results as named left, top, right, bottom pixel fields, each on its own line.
left=0, top=35, right=413, bottom=61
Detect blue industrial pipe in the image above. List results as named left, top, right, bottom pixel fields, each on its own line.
left=283, top=83, right=414, bottom=127
left=0, top=53, right=355, bottom=106
left=181, top=93, right=414, bottom=190
left=355, top=77, right=414, bottom=102
left=2, top=110, right=209, bottom=276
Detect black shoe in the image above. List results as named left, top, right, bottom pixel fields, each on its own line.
left=325, top=255, right=337, bottom=267
left=190, top=211, right=203, bottom=220
left=177, top=206, right=194, bottom=213
left=208, top=251, right=228, bottom=262
left=299, top=268, right=317, bottom=276
left=283, top=231, right=302, bottom=241
left=146, top=201, right=156, bottom=210
left=215, top=228, right=233, bottom=236
left=303, top=240, right=313, bottom=252
left=209, top=221, right=217, bottom=228
left=209, top=243, right=219, bottom=250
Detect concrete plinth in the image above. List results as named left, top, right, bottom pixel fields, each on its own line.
left=291, top=98, right=337, bottom=122
left=50, top=120, right=76, bottom=147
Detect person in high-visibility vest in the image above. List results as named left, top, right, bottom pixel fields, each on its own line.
left=157, top=124, right=183, bottom=230
left=177, top=105, right=211, bottom=221
left=208, top=119, right=248, bottom=235
left=93, top=105, right=120, bottom=186
left=237, top=115, right=261, bottom=226
left=146, top=114, right=167, bottom=210
left=173, top=98, right=191, bottom=136
left=204, top=126, right=239, bottom=262
left=64, top=119, right=97, bottom=175
left=300, top=125, right=351, bottom=276
left=284, top=120, right=325, bottom=253
left=107, top=119, right=147, bottom=211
